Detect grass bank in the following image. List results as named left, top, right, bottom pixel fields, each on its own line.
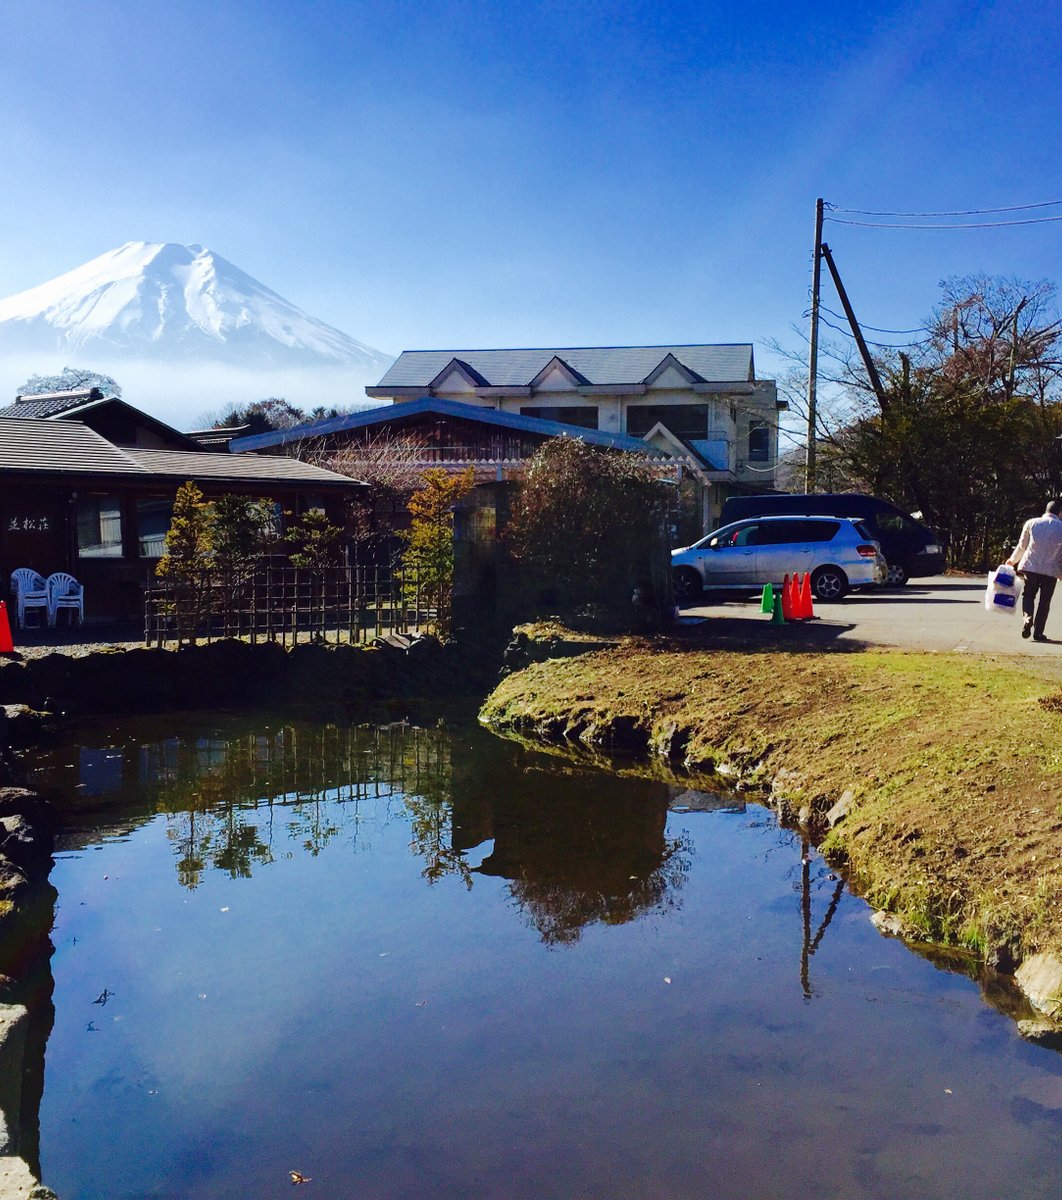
left=481, top=637, right=1062, bottom=974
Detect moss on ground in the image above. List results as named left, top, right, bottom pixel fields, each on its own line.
left=481, top=640, right=1062, bottom=965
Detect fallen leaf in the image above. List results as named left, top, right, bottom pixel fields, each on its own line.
left=290, top=1170, right=312, bottom=1184
left=663, top=977, right=672, bottom=984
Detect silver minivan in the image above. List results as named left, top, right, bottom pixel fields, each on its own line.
left=671, top=515, right=885, bottom=602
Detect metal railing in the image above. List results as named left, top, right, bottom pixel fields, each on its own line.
left=144, top=561, right=431, bottom=647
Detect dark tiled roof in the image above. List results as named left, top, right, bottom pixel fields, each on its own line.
left=0, top=392, right=105, bottom=418
left=373, top=344, right=756, bottom=389
left=0, top=417, right=357, bottom=487
left=229, top=397, right=666, bottom=455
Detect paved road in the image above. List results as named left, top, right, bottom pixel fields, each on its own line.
left=680, top=573, right=1062, bottom=659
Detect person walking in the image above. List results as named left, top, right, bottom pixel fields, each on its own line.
left=1007, top=500, right=1062, bottom=642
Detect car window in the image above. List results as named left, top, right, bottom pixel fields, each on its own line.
left=753, top=521, right=798, bottom=545
left=872, top=511, right=923, bottom=534
left=701, top=522, right=753, bottom=548
left=754, top=519, right=841, bottom=545
left=802, top=519, right=841, bottom=542
left=695, top=522, right=738, bottom=548
left=854, top=520, right=876, bottom=541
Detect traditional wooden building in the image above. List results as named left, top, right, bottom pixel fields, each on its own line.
left=0, top=416, right=361, bottom=622
left=0, top=387, right=205, bottom=450
left=229, top=394, right=662, bottom=466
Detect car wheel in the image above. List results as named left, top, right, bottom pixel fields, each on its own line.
left=811, top=565, right=848, bottom=601
left=884, top=561, right=909, bottom=586
left=672, top=567, right=702, bottom=603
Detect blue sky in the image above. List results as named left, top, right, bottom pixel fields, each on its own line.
left=3, top=0, right=1062, bottom=387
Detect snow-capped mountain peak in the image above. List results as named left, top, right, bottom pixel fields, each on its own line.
left=0, top=242, right=391, bottom=370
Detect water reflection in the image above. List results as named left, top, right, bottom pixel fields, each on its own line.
left=800, top=834, right=846, bottom=999
left=21, top=716, right=1062, bottom=1200
left=27, top=717, right=700, bottom=945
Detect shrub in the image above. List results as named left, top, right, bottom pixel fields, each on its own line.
left=506, top=439, right=672, bottom=627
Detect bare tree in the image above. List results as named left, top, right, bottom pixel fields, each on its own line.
left=18, top=366, right=122, bottom=397
left=296, top=431, right=430, bottom=553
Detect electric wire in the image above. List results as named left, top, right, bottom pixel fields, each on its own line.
left=825, top=213, right=1062, bottom=230
left=819, top=305, right=928, bottom=336
left=828, top=199, right=1062, bottom=217
left=817, top=314, right=926, bottom=350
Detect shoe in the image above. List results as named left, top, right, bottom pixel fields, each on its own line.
left=1022, top=620, right=1032, bottom=639
left=1033, top=634, right=1048, bottom=643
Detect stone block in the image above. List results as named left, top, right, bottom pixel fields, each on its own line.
left=826, top=789, right=856, bottom=828
left=1015, top=951, right=1062, bottom=1018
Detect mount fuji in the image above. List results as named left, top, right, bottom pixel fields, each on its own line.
left=0, top=242, right=392, bottom=371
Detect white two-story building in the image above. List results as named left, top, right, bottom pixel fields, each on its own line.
left=365, top=343, right=784, bottom=526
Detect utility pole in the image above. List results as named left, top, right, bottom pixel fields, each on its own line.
left=805, top=198, right=824, bottom=494
left=819, top=243, right=888, bottom=410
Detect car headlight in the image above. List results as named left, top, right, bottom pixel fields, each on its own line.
left=925, top=544, right=942, bottom=554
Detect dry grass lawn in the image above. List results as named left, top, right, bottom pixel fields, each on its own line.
left=481, top=637, right=1062, bottom=966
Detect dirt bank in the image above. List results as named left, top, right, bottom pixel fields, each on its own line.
left=481, top=634, right=1062, bottom=1020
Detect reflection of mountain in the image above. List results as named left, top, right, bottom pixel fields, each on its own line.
left=26, top=716, right=694, bottom=940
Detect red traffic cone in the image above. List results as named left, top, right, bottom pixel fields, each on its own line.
left=799, top=572, right=815, bottom=619
left=0, top=601, right=14, bottom=654
left=781, top=574, right=795, bottom=621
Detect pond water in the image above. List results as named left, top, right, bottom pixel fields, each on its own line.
left=18, top=713, right=1062, bottom=1200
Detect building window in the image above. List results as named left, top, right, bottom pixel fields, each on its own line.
left=625, top=405, right=712, bottom=439
left=77, top=495, right=124, bottom=558
left=136, top=497, right=174, bottom=558
left=748, top=421, right=770, bottom=462
left=520, top=406, right=599, bottom=429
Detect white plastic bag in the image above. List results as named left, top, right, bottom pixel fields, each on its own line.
left=984, top=564, right=1023, bottom=615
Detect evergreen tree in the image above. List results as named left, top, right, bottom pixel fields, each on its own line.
left=156, top=482, right=214, bottom=642
left=284, top=508, right=343, bottom=571
left=400, top=468, right=475, bottom=638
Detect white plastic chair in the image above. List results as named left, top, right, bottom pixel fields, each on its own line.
left=10, top=568, right=49, bottom=628
left=47, top=572, right=84, bottom=627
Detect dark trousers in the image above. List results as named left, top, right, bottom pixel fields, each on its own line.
left=1022, top=571, right=1056, bottom=636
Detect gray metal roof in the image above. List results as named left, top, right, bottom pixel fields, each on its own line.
left=230, top=397, right=666, bottom=456
left=0, top=417, right=356, bottom=487
left=374, top=345, right=755, bottom=389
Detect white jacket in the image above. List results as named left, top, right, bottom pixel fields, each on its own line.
left=1010, top=513, right=1062, bottom=577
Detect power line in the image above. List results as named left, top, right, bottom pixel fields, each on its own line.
left=819, top=304, right=927, bottom=336
left=825, top=213, right=1062, bottom=230
left=828, top=199, right=1062, bottom=217
left=817, top=314, right=925, bottom=350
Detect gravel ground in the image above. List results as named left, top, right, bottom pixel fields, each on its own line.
left=2, top=623, right=147, bottom=661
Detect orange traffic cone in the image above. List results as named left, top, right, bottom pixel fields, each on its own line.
left=799, top=572, right=815, bottom=620
left=0, top=601, right=14, bottom=654
left=781, top=574, right=794, bottom=621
